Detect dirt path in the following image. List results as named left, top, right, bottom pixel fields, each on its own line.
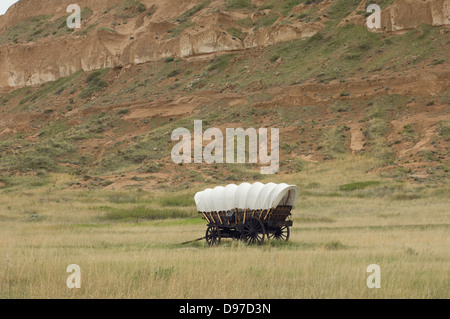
left=390, top=112, right=449, bottom=158
left=349, top=124, right=365, bottom=153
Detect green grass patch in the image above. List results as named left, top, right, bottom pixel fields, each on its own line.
left=113, top=0, right=146, bottom=19
left=227, top=27, right=246, bottom=40
left=0, top=174, right=51, bottom=190
left=39, top=121, right=71, bottom=138
left=178, top=1, right=209, bottom=22
left=227, top=0, right=252, bottom=10
left=254, top=11, right=279, bottom=29
left=17, top=70, right=83, bottom=109
left=0, top=14, right=53, bottom=44
left=321, top=126, right=349, bottom=157
left=0, top=136, right=81, bottom=174
left=164, top=1, right=210, bottom=38
left=103, top=206, right=196, bottom=221
left=166, top=21, right=195, bottom=39
left=368, top=0, right=396, bottom=10
left=325, top=0, right=360, bottom=21
left=158, top=193, right=195, bottom=207
left=339, top=181, right=382, bottom=191
left=260, top=0, right=306, bottom=16
left=0, top=7, right=95, bottom=45
left=207, top=54, right=236, bottom=72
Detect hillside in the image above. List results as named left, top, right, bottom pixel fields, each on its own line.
left=0, top=0, right=449, bottom=190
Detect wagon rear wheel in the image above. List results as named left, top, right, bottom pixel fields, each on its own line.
left=206, top=226, right=221, bottom=246
left=268, top=226, right=290, bottom=241
left=242, top=217, right=265, bottom=245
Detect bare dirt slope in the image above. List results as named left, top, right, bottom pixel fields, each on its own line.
left=0, top=0, right=449, bottom=190
left=0, top=0, right=448, bottom=88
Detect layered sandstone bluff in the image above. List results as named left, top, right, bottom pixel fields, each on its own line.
left=380, top=0, right=449, bottom=31
left=0, top=0, right=448, bottom=88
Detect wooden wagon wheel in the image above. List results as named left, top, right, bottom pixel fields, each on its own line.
left=268, top=226, right=290, bottom=241
left=205, top=226, right=221, bottom=246
left=242, top=217, right=265, bottom=245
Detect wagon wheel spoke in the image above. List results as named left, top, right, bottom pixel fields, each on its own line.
left=268, top=226, right=290, bottom=241
left=242, top=217, right=265, bottom=245
left=206, top=226, right=221, bottom=247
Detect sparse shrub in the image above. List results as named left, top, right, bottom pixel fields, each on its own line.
left=309, top=31, right=324, bottom=42
left=167, top=69, right=182, bottom=78
left=330, top=101, right=350, bottom=112
left=406, top=247, right=419, bottom=255
left=117, top=108, right=130, bottom=115
left=420, top=150, right=437, bottom=162
left=54, top=87, right=65, bottom=95
left=80, top=69, right=109, bottom=99
left=138, top=162, right=164, bottom=173
left=28, top=213, right=45, bottom=222
left=269, top=54, right=280, bottom=62
left=431, top=59, right=445, bottom=66
left=439, top=120, right=450, bottom=140
left=323, top=240, right=346, bottom=250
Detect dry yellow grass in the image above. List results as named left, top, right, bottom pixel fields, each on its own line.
left=0, top=156, right=449, bottom=298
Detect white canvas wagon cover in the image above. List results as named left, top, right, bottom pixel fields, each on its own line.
left=195, top=182, right=300, bottom=212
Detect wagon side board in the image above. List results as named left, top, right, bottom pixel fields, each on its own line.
left=266, top=220, right=293, bottom=228
left=200, top=205, right=293, bottom=231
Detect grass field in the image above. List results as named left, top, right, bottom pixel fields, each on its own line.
left=0, top=0, right=449, bottom=300
left=0, top=156, right=448, bottom=298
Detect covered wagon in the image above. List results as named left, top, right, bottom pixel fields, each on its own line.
left=195, top=182, right=300, bottom=246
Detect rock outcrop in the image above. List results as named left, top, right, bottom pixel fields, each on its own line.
left=0, top=0, right=448, bottom=88
left=380, top=0, right=450, bottom=31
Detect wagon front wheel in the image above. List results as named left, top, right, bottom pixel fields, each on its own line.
left=268, top=226, right=290, bottom=241
left=206, top=226, right=221, bottom=246
left=242, top=217, right=265, bottom=245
